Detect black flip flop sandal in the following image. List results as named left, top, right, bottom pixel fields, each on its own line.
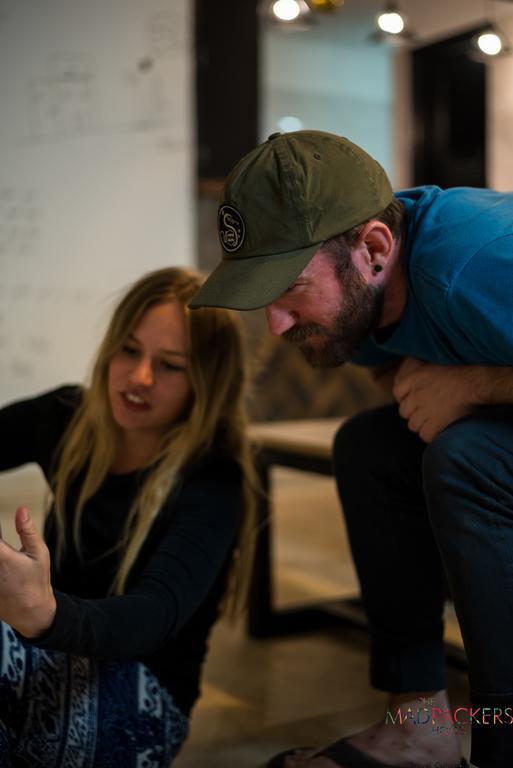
left=265, top=738, right=469, bottom=767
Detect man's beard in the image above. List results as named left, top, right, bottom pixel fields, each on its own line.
left=282, top=265, right=384, bottom=368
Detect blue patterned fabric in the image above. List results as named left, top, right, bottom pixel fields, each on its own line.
left=0, top=622, right=188, bottom=768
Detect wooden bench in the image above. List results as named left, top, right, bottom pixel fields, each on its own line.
left=247, top=418, right=365, bottom=635
left=248, top=418, right=466, bottom=668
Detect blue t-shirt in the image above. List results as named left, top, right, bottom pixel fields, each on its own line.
left=352, top=185, right=513, bottom=367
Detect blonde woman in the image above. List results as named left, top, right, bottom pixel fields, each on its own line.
left=0, top=267, right=255, bottom=768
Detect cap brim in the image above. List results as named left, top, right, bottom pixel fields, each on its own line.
left=189, top=243, right=319, bottom=311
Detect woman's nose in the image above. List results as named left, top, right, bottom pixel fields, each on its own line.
left=130, top=358, right=154, bottom=387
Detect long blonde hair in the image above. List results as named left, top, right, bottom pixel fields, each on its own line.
left=52, top=267, right=256, bottom=603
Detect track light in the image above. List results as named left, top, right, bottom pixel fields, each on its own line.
left=272, top=0, right=301, bottom=21
left=472, top=1, right=512, bottom=58
left=267, top=0, right=313, bottom=24
left=477, top=28, right=503, bottom=54
left=473, top=25, right=511, bottom=58
left=264, top=0, right=345, bottom=28
left=370, top=2, right=413, bottom=46
left=377, top=6, right=405, bottom=35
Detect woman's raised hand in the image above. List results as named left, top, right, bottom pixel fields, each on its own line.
left=0, top=506, right=56, bottom=637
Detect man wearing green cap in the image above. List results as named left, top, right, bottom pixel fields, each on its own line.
left=190, top=130, right=513, bottom=768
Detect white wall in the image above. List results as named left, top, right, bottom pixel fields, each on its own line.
left=261, top=0, right=513, bottom=192
left=488, top=15, right=513, bottom=190
left=392, top=0, right=513, bottom=190
left=260, top=24, right=394, bottom=180
left=0, top=0, right=194, bottom=404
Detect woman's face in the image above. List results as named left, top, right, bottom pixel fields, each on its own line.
left=108, top=301, right=193, bottom=440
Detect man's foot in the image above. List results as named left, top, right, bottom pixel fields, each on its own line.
left=278, top=725, right=463, bottom=766
left=275, top=690, right=462, bottom=767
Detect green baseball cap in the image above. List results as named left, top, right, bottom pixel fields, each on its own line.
left=189, top=130, right=394, bottom=311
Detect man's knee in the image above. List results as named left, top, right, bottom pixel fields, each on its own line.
left=333, top=404, right=399, bottom=474
left=423, top=418, right=474, bottom=482
left=333, top=410, right=372, bottom=472
left=423, top=412, right=513, bottom=526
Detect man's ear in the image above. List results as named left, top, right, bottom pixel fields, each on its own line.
left=351, top=220, right=395, bottom=279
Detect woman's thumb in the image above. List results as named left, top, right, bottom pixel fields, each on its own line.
left=15, top=506, right=41, bottom=556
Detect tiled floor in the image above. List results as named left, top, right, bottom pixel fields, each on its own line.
left=0, top=465, right=471, bottom=767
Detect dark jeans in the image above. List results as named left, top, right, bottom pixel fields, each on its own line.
left=333, top=404, right=513, bottom=768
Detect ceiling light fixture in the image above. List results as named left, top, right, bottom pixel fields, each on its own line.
left=473, top=0, right=512, bottom=57
left=272, top=0, right=301, bottom=21
left=477, top=28, right=503, bottom=54
left=267, top=0, right=312, bottom=24
left=263, top=0, right=345, bottom=28
left=377, top=6, right=405, bottom=34
left=370, top=1, right=414, bottom=46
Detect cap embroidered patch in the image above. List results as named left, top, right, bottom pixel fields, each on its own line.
left=218, top=205, right=245, bottom=253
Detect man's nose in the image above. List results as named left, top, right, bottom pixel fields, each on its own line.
left=265, top=303, right=297, bottom=336
left=130, top=358, right=154, bottom=387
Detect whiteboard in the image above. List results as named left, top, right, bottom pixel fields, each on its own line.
left=0, top=0, right=195, bottom=404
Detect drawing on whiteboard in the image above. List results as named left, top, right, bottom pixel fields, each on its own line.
left=26, top=48, right=174, bottom=143
left=0, top=187, right=41, bottom=260
left=12, top=283, right=31, bottom=301
left=148, top=9, right=187, bottom=56
left=37, top=284, right=55, bottom=302
left=27, top=53, right=99, bottom=141
left=70, top=288, right=92, bottom=304
left=122, top=56, right=168, bottom=130
left=24, top=335, right=53, bottom=354
left=10, top=358, right=34, bottom=379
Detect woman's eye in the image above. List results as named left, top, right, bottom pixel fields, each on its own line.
left=121, top=344, right=139, bottom=357
left=161, top=360, right=184, bottom=373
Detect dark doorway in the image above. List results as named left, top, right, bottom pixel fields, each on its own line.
left=195, top=0, right=259, bottom=180
left=412, top=28, right=487, bottom=188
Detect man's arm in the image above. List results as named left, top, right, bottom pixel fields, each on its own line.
left=392, top=358, right=513, bottom=443
left=466, top=366, right=513, bottom=403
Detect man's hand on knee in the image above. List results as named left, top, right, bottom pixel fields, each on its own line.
left=392, top=357, right=478, bottom=443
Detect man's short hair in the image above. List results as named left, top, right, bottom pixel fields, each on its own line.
left=344, top=197, right=405, bottom=245
left=325, top=198, right=405, bottom=276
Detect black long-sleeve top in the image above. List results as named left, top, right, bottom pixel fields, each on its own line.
left=0, top=386, right=243, bottom=716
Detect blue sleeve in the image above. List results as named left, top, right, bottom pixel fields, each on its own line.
left=447, top=235, right=513, bottom=365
